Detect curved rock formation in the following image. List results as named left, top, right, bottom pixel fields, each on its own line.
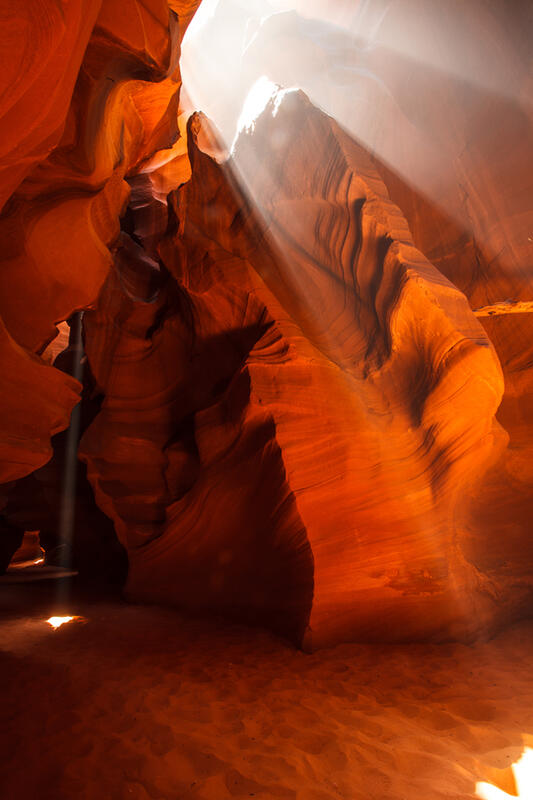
left=0, top=0, right=199, bottom=484
left=0, top=0, right=532, bottom=647
left=80, top=92, right=514, bottom=648
left=0, top=0, right=200, bottom=570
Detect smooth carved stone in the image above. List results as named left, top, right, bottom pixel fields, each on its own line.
left=0, top=0, right=201, bottom=488
left=80, top=91, right=512, bottom=648
left=80, top=228, right=315, bottom=640
left=0, top=317, right=79, bottom=483
left=172, top=101, right=509, bottom=649
left=0, top=0, right=103, bottom=212
left=0, top=0, right=531, bottom=647
left=331, top=1, right=533, bottom=609
left=211, top=3, right=533, bottom=597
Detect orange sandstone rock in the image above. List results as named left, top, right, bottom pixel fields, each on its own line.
left=80, top=97, right=513, bottom=646
left=0, top=0, right=531, bottom=646
left=0, top=0, right=103, bottom=212
left=0, top=0, right=200, bottom=486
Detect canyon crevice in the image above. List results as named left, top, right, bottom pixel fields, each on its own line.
left=0, top=0, right=532, bottom=649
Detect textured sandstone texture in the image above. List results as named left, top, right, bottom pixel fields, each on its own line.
left=219, top=0, right=533, bottom=619
left=83, top=101, right=515, bottom=649
left=0, top=0, right=199, bottom=486
left=0, top=0, right=532, bottom=647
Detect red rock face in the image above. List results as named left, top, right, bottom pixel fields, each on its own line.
left=0, top=0, right=532, bottom=647
left=0, top=0, right=199, bottom=484
left=353, top=3, right=533, bottom=610
left=81, top=101, right=510, bottom=647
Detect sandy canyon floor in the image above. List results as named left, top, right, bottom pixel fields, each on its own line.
left=0, top=581, right=531, bottom=800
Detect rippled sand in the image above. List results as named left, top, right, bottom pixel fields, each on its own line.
left=0, top=595, right=531, bottom=800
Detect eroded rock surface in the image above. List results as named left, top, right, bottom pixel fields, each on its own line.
left=81, top=95, right=524, bottom=648
left=0, top=0, right=199, bottom=481
left=0, top=0, right=200, bottom=569
left=0, top=0, right=532, bottom=646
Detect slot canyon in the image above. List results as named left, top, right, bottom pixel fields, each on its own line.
left=0, top=1, right=532, bottom=798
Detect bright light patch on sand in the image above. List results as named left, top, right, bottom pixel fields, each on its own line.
left=46, top=616, right=79, bottom=630
left=476, top=748, right=533, bottom=800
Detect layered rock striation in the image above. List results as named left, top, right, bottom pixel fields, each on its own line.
left=81, top=92, right=519, bottom=648
left=0, top=0, right=201, bottom=569
left=0, top=0, right=200, bottom=485
left=0, top=0, right=532, bottom=647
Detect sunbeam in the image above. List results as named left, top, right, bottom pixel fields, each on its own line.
left=181, top=0, right=533, bottom=278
